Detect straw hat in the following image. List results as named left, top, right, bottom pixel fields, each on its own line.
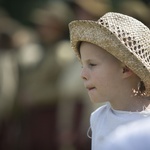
left=69, top=12, right=150, bottom=95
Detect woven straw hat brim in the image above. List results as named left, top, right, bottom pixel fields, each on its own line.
left=69, top=20, right=150, bottom=95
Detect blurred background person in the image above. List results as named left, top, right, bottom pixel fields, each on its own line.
left=14, top=1, right=74, bottom=150
left=0, top=9, right=23, bottom=150
left=0, top=9, right=20, bottom=119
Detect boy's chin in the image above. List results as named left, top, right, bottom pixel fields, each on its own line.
left=89, top=96, right=107, bottom=103
left=90, top=97, right=101, bottom=103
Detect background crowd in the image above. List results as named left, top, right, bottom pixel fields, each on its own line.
left=0, top=0, right=149, bottom=150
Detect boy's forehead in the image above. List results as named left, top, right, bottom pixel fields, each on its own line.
left=80, top=41, right=105, bottom=53
left=80, top=41, right=113, bottom=57
left=80, top=41, right=105, bottom=56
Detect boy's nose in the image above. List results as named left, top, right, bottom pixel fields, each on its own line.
left=80, top=68, right=88, bottom=80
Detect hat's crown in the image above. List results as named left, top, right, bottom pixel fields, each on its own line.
left=98, top=12, right=150, bottom=69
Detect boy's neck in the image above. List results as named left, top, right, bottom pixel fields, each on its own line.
left=110, top=94, right=150, bottom=112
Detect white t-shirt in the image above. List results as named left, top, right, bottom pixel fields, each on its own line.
left=101, top=117, right=150, bottom=150
left=90, top=102, right=150, bottom=150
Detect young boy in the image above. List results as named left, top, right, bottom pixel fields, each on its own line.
left=69, top=12, right=150, bottom=149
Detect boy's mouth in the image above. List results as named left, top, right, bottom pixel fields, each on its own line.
left=86, top=87, right=95, bottom=91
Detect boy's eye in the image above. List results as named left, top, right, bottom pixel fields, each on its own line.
left=89, top=63, right=96, bottom=67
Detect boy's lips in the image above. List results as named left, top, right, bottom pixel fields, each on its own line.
left=86, top=86, right=96, bottom=91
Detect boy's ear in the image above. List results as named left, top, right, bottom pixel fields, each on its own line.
left=122, top=66, right=133, bottom=78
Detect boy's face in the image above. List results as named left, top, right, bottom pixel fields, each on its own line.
left=80, top=42, right=123, bottom=103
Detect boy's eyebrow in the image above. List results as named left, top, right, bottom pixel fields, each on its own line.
left=81, top=59, right=95, bottom=64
